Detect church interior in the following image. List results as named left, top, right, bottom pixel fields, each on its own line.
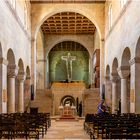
left=1, top=0, right=140, bottom=139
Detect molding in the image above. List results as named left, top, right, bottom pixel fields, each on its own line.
left=117, top=66, right=130, bottom=79
left=30, top=0, right=106, bottom=4
left=0, top=58, right=8, bottom=65
left=5, top=1, right=31, bottom=41
left=117, top=66, right=130, bottom=71
left=105, top=0, right=132, bottom=41
left=37, top=59, right=47, bottom=62
left=129, top=57, right=140, bottom=65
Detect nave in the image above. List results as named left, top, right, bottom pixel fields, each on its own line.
left=43, top=119, right=89, bottom=140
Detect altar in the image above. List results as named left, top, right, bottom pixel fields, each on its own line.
left=59, top=105, right=76, bottom=119
left=51, top=82, right=85, bottom=116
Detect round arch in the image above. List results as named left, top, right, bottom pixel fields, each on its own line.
left=60, top=95, right=76, bottom=106
left=34, top=8, right=102, bottom=41
left=112, top=58, right=118, bottom=74
left=26, top=66, right=30, bottom=77
left=120, top=47, right=131, bottom=113
left=7, top=48, right=16, bottom=113
left=106, top=65, right=110, bottom=77
left=45, top=37, right=92, bottom=58
left=135, top=36, right=140, bottom=57
left=18, top=58, right=24, bottom=73
left=121, top=47, right=131, bottom=66
left=7, top=48, right=15, bottom=65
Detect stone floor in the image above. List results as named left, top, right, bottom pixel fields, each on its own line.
left=42, top=119, right=90, bottom=140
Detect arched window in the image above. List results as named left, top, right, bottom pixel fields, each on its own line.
left=120, top=0, right=127, bottom=8
left=108, top=4, right=112, bottom=30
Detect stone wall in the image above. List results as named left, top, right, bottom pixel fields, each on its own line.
left=104, top=1, right=140, bottom=113
left=0, top=0, right=31, bottom=113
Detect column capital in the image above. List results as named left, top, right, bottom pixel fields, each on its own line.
left=129, top=57, right=140, bottom=65
left=117, top=66, right=130, bottom=79
left=17, top=71, right=26, bottom=82
left=105, top=75, right=110, bottom=80
left=7, top=64, right=18, bottom=78
left=26, top=75, right=31, bottom=80
left=0, top=58, right=8, bottom=65
left=111, top=73, right=119, bottom=83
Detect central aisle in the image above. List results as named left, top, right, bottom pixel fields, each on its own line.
left=43, top=119, right=90, bottom=140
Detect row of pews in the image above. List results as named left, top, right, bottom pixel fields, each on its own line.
left=84, top=113, right=140, bottom=139
left=0, top=112, right=51, bottom=139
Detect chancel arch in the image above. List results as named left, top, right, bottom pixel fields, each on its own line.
left=33, top=8, right=103, bottom=91
left=7, top=49, right=17, bottom=113
left=48, top=41, right=90, bottom=87
left=118, top=47, right=131, bottom=113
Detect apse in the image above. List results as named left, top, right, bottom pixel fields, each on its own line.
left=48, top=41, right=89, bottom=85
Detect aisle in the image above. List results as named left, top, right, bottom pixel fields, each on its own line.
left=43, top=119, right=90, bottom=140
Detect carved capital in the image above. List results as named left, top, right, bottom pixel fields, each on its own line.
left=117, top=66, right=130, bottom=79
left=105, top=75, right=110, bottom=81
left=17, top=71, right=26, bottom=82
left=0, top=58, right=8, bottom=65
left=26, top=75, right=31, bottom=80
left=7, top=64, right=18, bottom=78
left=111, top=72, right=119, bottom=83
left=129, top=57, right=140, bottom=65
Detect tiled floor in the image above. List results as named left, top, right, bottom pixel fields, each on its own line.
left=42, top=119, right=90, bottom=140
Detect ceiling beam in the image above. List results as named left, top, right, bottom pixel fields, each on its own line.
left=30, top=0, right=106, bottom=4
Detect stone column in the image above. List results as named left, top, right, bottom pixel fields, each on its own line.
left=89, top=57, right=93, bottom=87
left=100, top=39, right=105, bottom=93
left=24, top=75, right=31, bottom=112
left=118, top=66, right=130, bottom=113
left=129, top=57, right=140, bottom=113
left=0, top=58, right=8, bottom=113
left=31, top=38, right=36, bottom=96
left=111, top=74, right=118, bottom=114
left=105, top=75, right=110, bottom=101
left=7, top=64, right=18, bottom=113
left=17, top=72, right=25, bottom=112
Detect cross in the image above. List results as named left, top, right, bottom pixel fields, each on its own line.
left=61, top=53, right=76, bottom=82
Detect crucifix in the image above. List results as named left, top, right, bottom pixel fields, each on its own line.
left=61, top=53, right=76, bottom=82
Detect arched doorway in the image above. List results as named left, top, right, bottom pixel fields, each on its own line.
left=60, top=95, right=76, bottom=106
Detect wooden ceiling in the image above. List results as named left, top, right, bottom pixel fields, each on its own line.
left=31, top=0, right=105, bottom=4
left=41, top=12, right=96, bottom=34
left=51, top=41, right=87, bottom=51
